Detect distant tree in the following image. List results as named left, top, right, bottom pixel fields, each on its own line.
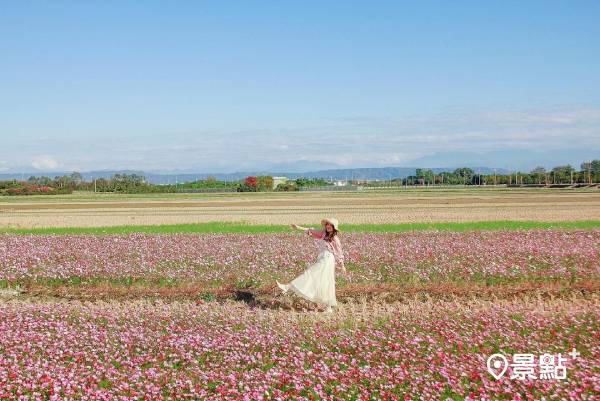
left=110, top=173, right=148, bottom=192
left=292, top=177, right=329, bottom=188
left=580, top=160, right=599, bottom=183
left=39, top=176, right=52, bottom=186
left=453, top=168, right=475, bottom=184
left=54, top=175, right=73, bottom=189
left=294, top=177, right=310, bottom=187
left=70, top=172, right=84, bottom=186
left=95, top=178, right=111, bottom=192
left=257, top=176, right=274, bottom=191
left=28, top=176, right=52, bottom=186
left=530, top=166, right=546, bottom=184
left=551, top=165, right=575, bottom=184
left=418, top=169, right=435, bottom=185
left=244, top=176, right=258, bottom=187
left=275, top=182, right=297, bottom=191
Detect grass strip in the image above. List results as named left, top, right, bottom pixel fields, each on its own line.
left=1, top=220, right=600, bottom=235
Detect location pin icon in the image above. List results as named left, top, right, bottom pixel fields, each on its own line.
left=487, top=353, right=508, bottom=380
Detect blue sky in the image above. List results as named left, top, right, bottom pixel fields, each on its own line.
left=1, top=0, right=599, bottom=173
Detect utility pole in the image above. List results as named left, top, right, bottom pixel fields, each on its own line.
left=570, top=170, right=573, bottom=185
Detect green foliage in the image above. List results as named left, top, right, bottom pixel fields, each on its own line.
left=415, top=168, right=435, bottom=185
left=2, top=220, right=599, bottom=235
left=294, top=177, right=328, bottom=187
left=257, top=176, right=273, bottom=191
left=275, top=182, right=298, bottom=191
left=401, top=160, right=600, bottom=185
left=2, top=158, right=599, bottom=196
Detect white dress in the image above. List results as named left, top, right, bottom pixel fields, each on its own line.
left=283, top=237, right=338, bottom=307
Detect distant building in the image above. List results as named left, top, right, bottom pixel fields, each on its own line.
left=272, top=176, right=288, bottom=189
left=333, top=180, right=347, bottom=186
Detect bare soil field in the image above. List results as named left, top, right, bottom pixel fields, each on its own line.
left=1, top=188, right=599, bottom=228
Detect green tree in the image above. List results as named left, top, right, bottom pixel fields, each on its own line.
left=257, top=176, right=274, bottom=191
left=530, top=166, right=547, bottom=184
left=581, top=160, right=600, bottom=183
left=294, top=177, right=310, bottom=187
left=415, top=168, right=436, bottom=185
left=70, top=172, right=84, bottom=186
left=275, top=182, right=297, bottom=191
left=453, top=168, right=475, bottom=185
left=54, top=175, right=73, bottom=189
left=551, top=165, right=575, bottom=184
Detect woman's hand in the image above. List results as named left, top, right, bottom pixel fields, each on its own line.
left=290, top=224, right=299, bottom=230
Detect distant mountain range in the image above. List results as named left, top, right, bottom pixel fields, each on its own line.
left=0, top=166, right=509, bottom=184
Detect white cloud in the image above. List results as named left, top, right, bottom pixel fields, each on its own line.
left=31, top=155, right=59, bottom=170
left=3, top=106, right=600, bottom=171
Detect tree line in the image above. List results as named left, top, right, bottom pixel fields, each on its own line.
left=398, top=161, right=599, bottom=186
left=0, top=173, right=329, bottom=195
left=1, top=160, right=598, bottom=195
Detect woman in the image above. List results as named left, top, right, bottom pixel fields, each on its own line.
left=276, top=217, right=347, bottom=313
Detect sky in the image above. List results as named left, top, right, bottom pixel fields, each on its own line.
left=1, top=0, right=599, bottom=174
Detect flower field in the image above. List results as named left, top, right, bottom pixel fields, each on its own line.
left=0, top=296, right=597, bottom=400
left=1, top=227, right=598, bottom=400
left=1, top=230, right=598, bottom=291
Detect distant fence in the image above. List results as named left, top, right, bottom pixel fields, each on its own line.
left=175, top=188, right=238, bottom=193
left=507, top=183, right=599, bottom=188
left=299, top=185, right=364, bottom=192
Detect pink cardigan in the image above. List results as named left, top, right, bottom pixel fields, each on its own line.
left=306, top=228, right=345, bottom=266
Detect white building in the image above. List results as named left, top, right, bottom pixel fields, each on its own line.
left=272, top=176, right=288, bottom=189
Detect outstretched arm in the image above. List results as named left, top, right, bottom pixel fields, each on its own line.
left=290, top=224, right=306, bottom=231
left=290, top=224, right=324, bottom=239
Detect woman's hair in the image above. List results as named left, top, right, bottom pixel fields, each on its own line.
left=322, top=227, right=338, bottom=242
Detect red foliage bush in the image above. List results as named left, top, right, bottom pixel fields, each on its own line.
left=244, top=176, right=258, bottom=187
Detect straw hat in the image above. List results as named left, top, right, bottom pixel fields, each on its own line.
left=321, top=217, right=339, bottom=231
